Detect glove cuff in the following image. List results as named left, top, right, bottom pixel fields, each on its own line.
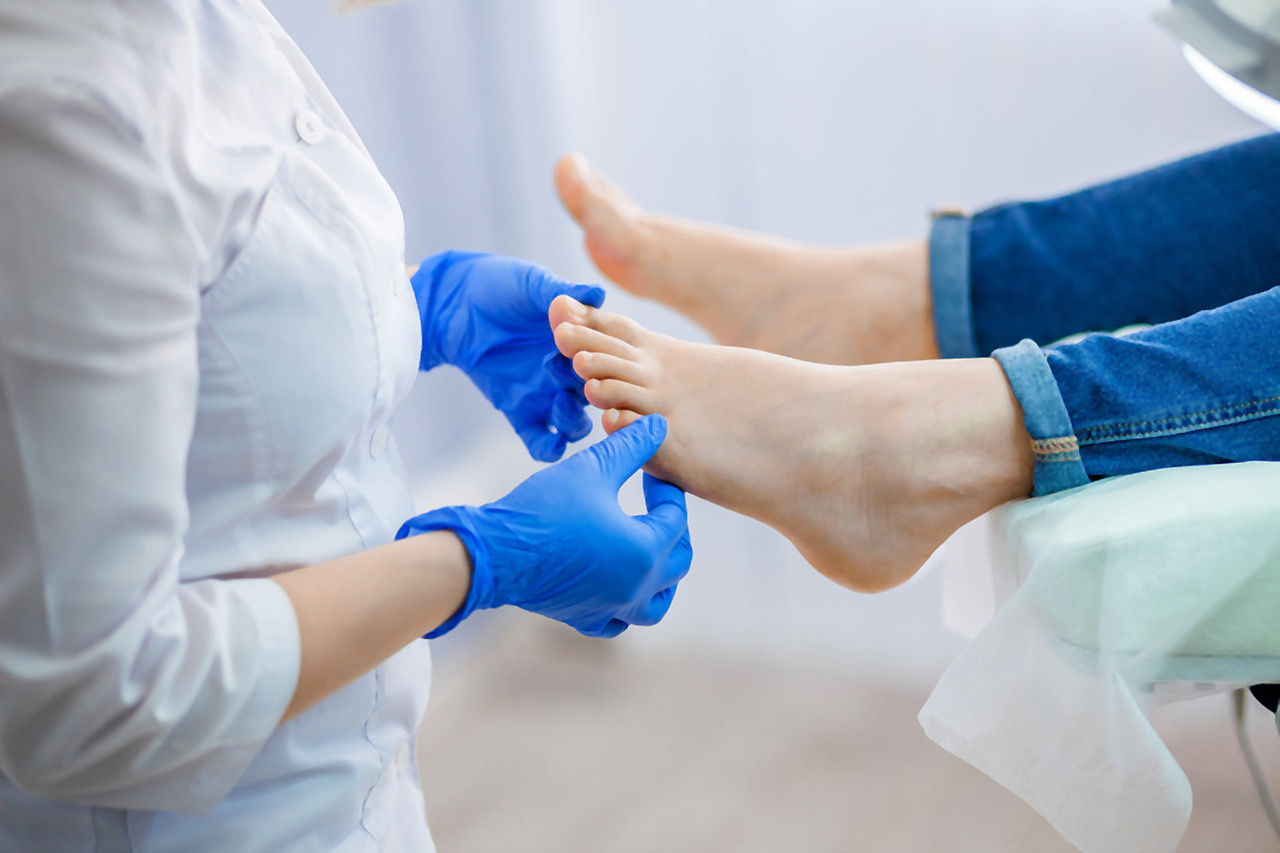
left=411, top=251, right=485, bottom=372
left=396, top=505, right=497, bottom=639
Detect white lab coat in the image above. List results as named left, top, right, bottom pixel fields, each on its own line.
left=0, top=0, right=434, bottom=849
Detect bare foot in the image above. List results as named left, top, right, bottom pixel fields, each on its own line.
left=550, top=295, right=1032, bottom=593
left=555, top=154, right=939, bottom=366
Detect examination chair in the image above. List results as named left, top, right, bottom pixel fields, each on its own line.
left=921, top=461, right=1280, bottom=853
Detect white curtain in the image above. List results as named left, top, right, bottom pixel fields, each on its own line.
left=266, top=0, right=1261, bottom=683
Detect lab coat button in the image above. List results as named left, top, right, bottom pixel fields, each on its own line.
left=396, top=743, right=411, bottom=775
left=295, top=110, right=326, bottom=145
left=370, top=424, right=390, bottom=458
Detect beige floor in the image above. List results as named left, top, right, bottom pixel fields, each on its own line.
left=418, top=614, right=1280, bottom=852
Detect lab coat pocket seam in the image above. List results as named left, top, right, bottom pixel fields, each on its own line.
left=200, top=162, right=288, bottom=300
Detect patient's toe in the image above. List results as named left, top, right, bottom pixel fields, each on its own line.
left=581, top=307, right=646, bottom=347
left=585, top=378, right=655, bottom=414
left=602, top=408, right=643, bottom=434
left=554, top=319, right=639, bottom=360
left=573, top=350, right=649, bottom=386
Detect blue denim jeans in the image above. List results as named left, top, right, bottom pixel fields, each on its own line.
left=929, top=134, right=1280, bottom=496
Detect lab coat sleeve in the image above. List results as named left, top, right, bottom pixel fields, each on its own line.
left=0, top=82, right=300, bottom=813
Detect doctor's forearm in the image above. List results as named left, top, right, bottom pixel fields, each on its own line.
left=271, top=530, right=471, bottom=720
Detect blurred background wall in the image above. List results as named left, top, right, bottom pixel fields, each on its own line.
left=263, top=2, right=1273, bottom=849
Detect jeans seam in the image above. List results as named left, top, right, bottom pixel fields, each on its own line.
left=1031, top=436, right=1082, bottom=463
left=1077, top=395, right=1280, bottom=444
left=1030, top=435, right=1079, bottom=454
left=1078, top=393, right=1280, bottom=431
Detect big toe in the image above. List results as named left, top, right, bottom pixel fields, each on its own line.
left=580, top=303, right=648, bottom=348
left=554, top=153, right=594, bottom=222
left=556, top=154, right=645, bottom=283
left=550, top=296, right=649, bottom=351
left=549, top=293, right=585, bottom=334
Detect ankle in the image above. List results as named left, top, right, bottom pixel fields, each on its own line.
left=844, top=240, right=938, bottom=364
left=874, top=358, right=1034, bottom=513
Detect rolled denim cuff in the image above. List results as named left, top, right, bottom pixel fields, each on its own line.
left=992, top=339, right=1091, bottom=497
left=396, top=506, right=496, bottom=639
left=929, top=210, right=980, bottom=359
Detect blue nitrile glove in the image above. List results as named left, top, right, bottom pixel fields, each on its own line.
left=413, top=251, right=606, bottom=462
left=398, top=414, right=693, bottom=639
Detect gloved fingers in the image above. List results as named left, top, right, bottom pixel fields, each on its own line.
left=514, top=418, right=569, bottom=463
left=640, top=472, right=689, bottom=545
left=628, top=583, right=678, bottom=627
left=638, top=474, right=693, bottom=590
left=657, top=529, right=694, bottom=589
left=550, top=390, right=594, bottom=442
left=576, top=617, right=629, bottom=639
left=567, top=282, right=607, bottom=309
left=543, top=351, right=590, bottom=396
left=503, top=384, right=590, bottom=457
left=543, top=351, right=580, bottom=388
left=526, top=265, right=607, bottom=313
left=576, top=413, right=667, bottom=489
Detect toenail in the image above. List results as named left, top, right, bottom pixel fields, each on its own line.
left=569, top=154, right=595, bottom=186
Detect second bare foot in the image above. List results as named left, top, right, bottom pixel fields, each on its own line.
left=556, top=154, right=939, bottom=366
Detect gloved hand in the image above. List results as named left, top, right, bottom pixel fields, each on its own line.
left=399, top=414, right=692, bottom=638
left=413, top=251, right=606, bottom=462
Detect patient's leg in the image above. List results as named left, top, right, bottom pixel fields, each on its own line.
left=550, top=296, right=1032, bottom=593
left=555, top=155, right=938, bottom=366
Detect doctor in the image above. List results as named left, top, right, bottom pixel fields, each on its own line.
left=0, top=1, right=689, bottom=850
